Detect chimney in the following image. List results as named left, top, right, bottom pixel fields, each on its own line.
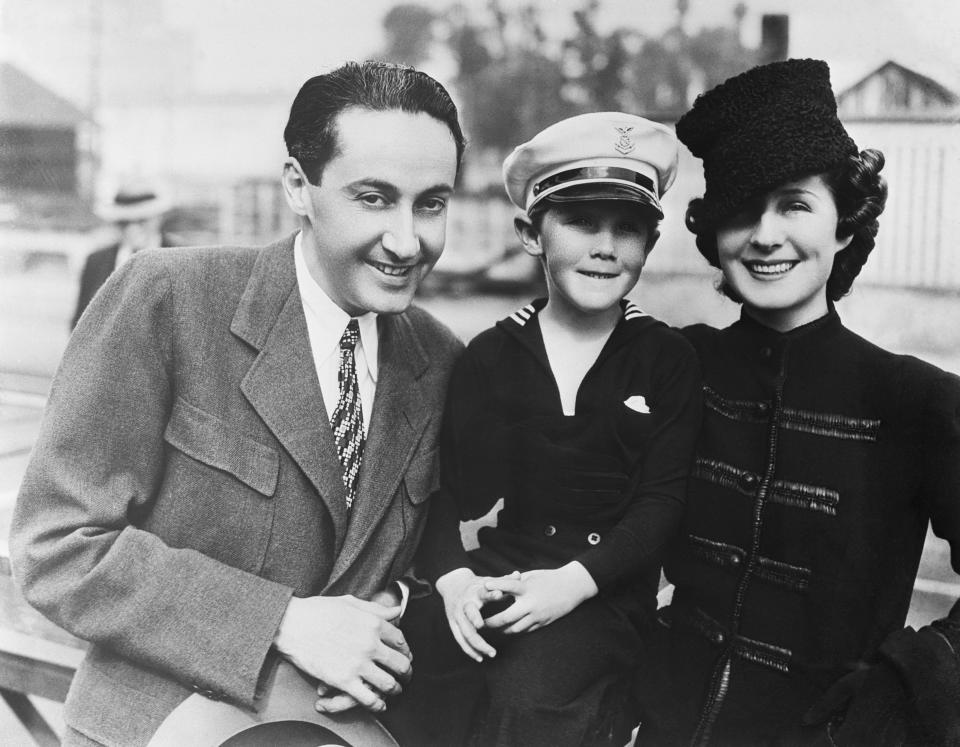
left=759, top=14, right=789, bottom=65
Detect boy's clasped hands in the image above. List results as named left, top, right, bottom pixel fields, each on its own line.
left=436, top=562, right=599, bottom=661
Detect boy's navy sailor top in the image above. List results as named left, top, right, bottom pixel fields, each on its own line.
left=420, top=298, right=702, bottom=625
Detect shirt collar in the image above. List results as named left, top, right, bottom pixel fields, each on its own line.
left=294, top=232, right=379, bottom=382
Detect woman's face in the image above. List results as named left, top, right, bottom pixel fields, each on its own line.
left=716, top=174, right=852, bottom=332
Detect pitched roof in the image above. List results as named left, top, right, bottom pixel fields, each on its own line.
left=0, top=63, right=91, bottom=127
left=837, top=59, right=958, bottom=105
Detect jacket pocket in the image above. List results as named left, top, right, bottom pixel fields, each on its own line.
left=163, top=396, right=279, bottom=497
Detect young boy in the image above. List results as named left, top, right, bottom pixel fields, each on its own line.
left=385, top=113, right=703, bottom=746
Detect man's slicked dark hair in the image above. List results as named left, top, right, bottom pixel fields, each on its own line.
left=284, top=60, right=466, bottom=185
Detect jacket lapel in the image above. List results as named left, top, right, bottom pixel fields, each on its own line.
left=325, top=313, right=431, bottom=588
left=232, top=235, right=350, bottom=548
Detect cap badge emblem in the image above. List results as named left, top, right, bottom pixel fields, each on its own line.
left=614, top=126, right=636, bottom=154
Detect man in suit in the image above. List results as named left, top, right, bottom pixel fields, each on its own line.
left=71, top=184, right=170, bottom=329
left=11, top=60, right=466, bottom=747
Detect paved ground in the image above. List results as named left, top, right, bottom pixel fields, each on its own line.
left=1, top=260, right=959, bottom=742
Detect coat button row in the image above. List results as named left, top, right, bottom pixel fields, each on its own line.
left=542, top=526, right=602, bottom=545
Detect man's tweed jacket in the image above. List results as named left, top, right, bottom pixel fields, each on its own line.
left=10, top=233, right=463, bottom=746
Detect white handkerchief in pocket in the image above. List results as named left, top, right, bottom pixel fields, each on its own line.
left=624, top=394, right=651, bottom=414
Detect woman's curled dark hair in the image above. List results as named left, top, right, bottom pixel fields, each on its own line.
left=686, top=149, right=888, bottom=303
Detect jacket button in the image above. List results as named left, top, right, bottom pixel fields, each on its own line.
left=739, top=472, right=758, bottom=491
left=544, top=525, right=557, bottom=537
left=760, top=346, right=773, bottom=359
left=587, top=532, right=601, bottom=545
left=714, top=632, right=726, bottom=645
left=756, top=402, right=769, bottom=415
left=729, top=553, right=741, bottom=566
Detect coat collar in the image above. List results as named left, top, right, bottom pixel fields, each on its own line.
left=325, top=312, right=432, bottom=589
left=496, top=296, right=659, bottom=373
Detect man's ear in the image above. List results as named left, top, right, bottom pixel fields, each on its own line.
left=281, top=158, right=311, bottom=217
left=514, top=214, right=543, bottom=258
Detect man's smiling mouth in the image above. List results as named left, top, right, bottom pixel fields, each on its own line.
left=368, top=260, right=415, bottom=277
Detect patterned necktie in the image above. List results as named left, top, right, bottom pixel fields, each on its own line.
left=331, top=319, right=365, bottom=508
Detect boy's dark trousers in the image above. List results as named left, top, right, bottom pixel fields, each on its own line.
left=382, top=592, right=644, bottom=747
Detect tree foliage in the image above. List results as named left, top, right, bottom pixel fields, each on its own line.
left=382, top=0, right=761, bottom=151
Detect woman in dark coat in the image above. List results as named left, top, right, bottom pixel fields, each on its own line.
left=636, top=58, right=960, bottom=746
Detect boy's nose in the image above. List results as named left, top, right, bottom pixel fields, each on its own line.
left=591, top=232, right=618, bottom=259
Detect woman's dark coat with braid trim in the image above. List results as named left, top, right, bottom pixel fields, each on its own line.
left=636, top=308, right=960, bottom=746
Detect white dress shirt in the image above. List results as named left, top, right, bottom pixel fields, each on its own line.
left=294, top=233, right=378, bottom=435
left=294, top=233, right=410, bottom=612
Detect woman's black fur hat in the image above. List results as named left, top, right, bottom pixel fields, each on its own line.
left=676, top=58, right=858, bottom=223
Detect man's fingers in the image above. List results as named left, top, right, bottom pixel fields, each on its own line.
left=315, top=692, right=362, bottom=714
left=379, top=620, right=411, bottom=660
left=337, top=678, right=387, bottom=713
left=361, top=663, right=403, bottom=697
left=341, top=595, right=402, bottom=619
left=373, top=641, right=413, bottom=681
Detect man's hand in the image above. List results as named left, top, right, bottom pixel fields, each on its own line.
left=273, top=595, right=410, bottom=713
left=483, top=561, right=598, bottom=634
left=436, top=568, right=512, bottom=662
left=309, top=587, right=411, bottom=715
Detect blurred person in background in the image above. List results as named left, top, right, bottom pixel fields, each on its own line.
left=383, top=113, right=702, bottom=747
left=71, top=182, right=171, bottom=329
left=10, top=60, right=465, bottom=747
left=636, top=58, right=960, bottom=746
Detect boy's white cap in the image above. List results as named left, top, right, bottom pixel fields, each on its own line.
left=502, top=112, right=679, bottom=217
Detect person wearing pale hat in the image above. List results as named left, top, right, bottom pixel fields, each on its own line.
left=383, top=112, right=702, bottom=746
left=70, top=183, right=171, bottom=328
left=635, top=58, right=960, bottom=745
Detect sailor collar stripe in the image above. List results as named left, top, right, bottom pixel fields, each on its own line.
left=506, top=300, right=647, bottom=328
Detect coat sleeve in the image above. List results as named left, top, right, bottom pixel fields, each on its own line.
left=575, top=337, right=703, bottom=589
left=10, top=253, right=294, bottom=707
left=828, top=366, right=960, bottom=744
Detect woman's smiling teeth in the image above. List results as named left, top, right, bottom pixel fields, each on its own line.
left=743, top=260, right=799, bottom=276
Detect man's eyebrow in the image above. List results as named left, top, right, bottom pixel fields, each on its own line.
left=343, top=179, right=454, bottom=197
left=419, top=183, right=455, bottom=196
left=345, top=179, right=399, bottom=195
